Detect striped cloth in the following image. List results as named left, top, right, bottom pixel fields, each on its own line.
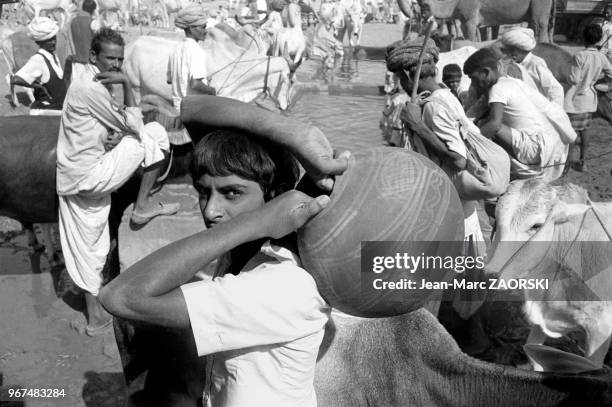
left=568, top=112, right=592, bottom=131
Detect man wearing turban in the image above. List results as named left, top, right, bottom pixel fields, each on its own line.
left=12, top=17, right=66, bottom=114
left=500, top=27, right=564, bottom=106
left=167, top=4, right=216, bottom=144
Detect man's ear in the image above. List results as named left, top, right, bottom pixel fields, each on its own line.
left=89, top=50, right=96, bottom=65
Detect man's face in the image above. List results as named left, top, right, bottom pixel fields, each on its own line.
left=190, top=24, right=208, bottom=41
left=37, top=36, right=57, bottom=53
left=444, top=77, right=461, bottom=92
left=194, top=173, right=266, bottom=228
left=468, top=68, right=493, bottom=94
left=501, top=46, right=527, bottom=63
left=91, top=42, right=124, bottom=73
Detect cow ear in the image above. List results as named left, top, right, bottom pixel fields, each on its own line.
left=549, top=202, right=589, bottom=225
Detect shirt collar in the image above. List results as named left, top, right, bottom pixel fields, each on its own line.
left=38, top=48, right=56, bottom=61
left=521, top=52, right=534, bottom=64
left=260, top=240, right=302, bottom=266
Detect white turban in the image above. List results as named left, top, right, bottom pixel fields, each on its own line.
left=175, top=4, right=209, bottom=29
left=501, top=27, right=536, bottom=52
left=27, top=17, right=59, bottom=42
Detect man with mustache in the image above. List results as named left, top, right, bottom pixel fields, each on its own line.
left=56, top=28, right=179, bottom=336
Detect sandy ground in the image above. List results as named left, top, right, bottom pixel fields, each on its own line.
left=1, top=11, right=612, bottom=407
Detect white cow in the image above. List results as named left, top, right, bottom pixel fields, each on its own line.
left=94, top=0, right=130, bottom=29
left=149, top=0, right=191, bottom=28
left=275, top=1, right=306, bottom=66
left=487, top=178, right=612, bottom=372
left=20, top=0, right=74, bottom=27
left=124, top=27, right=294, bottom=110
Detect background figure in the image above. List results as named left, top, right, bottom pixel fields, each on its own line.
left=11, top=17, right=66, bottom=115
left=599, top=4, right=612, bottom=62
left=167, top=4, right=216, bottom=145
left=69, top=0, right=96, bottom=84
left=500, top=27, right=564, bottom=106
left=565, top=24, right=612, bottom=172
left=442, top=63, right=464, bottom=103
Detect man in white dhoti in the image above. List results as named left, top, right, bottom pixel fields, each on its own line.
left=56, top=28, right=180, bottom=335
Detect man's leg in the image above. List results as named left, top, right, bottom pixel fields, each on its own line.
left=58, top=194, right=113, bottom=333
left=85, top=291, right=112, bottom=332
left=132, top=152, right=172, bottom=215
left=130, top=124, right=180, bottom=224
left=83, top=126, right=179, bottom=224
left=579, top=129, right=589, bottom=171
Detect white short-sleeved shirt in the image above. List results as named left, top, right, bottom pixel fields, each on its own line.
left=15, top=48, right=63, bottom=85
left=167, top=37, right=208, bottom=111
left=422, top=88, right=469, bottom=159
left=488, top=76, right=548, bottom=133
left=180, top=241, right=330, bottom=407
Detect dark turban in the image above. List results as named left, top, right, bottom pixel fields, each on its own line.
left=385, top=37, right=439, bottom=73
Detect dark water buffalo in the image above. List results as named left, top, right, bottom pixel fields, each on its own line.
left=0, top=116, right=59, bottom=223
left=0, top=116, right=138, bottom=260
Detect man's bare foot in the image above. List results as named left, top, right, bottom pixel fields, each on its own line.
left=131, top=201, right=181, bottom=225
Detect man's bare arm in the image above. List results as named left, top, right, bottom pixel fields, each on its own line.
left=189, top=78, right=216, bottom=95
left=480, top=102, right=514, bottom=155
left=11, top=75, right=51, bottom=98
left=181, top=95, right=350, bottom=190
left=98, top=191, right=329, bottom=328
left=400, top=102, right=467, bottom=170
left=479, top=102, right=504, bottom=139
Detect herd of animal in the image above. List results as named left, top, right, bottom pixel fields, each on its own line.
left=1, top=0, right=612, bottom=404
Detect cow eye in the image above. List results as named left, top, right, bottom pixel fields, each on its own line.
left=530, top=223, right=543, bottom=231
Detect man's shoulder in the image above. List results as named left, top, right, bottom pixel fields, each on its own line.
left=68, top=76, right=108, bottom=100
left=26, top=52, right=45, bottom=65
left=72, top=12, right=91, bottom=22
left=492, top=76, right=517, bottom=90
left=528, top=53, right=547, bottom=66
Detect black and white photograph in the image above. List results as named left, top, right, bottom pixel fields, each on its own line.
left=1, top=0, right=612, bottom=406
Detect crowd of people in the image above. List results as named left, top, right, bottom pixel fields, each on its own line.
left=4, top=0, right=612, bottom=406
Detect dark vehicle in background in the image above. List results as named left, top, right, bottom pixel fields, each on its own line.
left=555, top=0, right=608, bottom=40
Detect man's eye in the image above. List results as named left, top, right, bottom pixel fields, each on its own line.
left=225, top=190, right=241, bottom=200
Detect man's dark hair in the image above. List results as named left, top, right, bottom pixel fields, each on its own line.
left=190, top=130, right=300, bottom=200
left=463, top=48, right=499, bottom=76
left=442, top=63, right=462, bottom=81
left=583, top=23, right=603, bottom=46
left=82, top=0, right=97, bottom=14
left=91, top=28, right=125, bottom=55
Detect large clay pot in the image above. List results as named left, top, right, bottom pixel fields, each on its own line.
left=298, top=147, right=464, bottom=317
